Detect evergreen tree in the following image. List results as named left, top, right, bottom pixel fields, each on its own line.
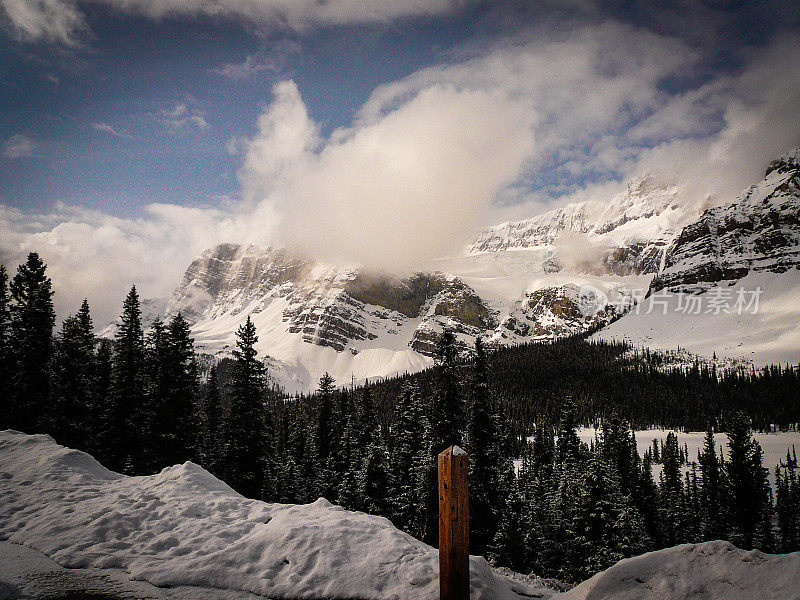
left=431, top=328, right=463, bottom=452
left=336, top=414, right=362, bottom=510
left=464, top=337, right=502, bottom=556
left=698, top=428, right=727, bottom=540
left=658, top=431, right=687, bottom=546
left=220, top=316, right=266, bottom=498
left=90, top=339, right=113, bottom=457
left=359, top=435, right=391, bottom=515
left=164, top=313, right=199, bottom=464
left=489, top=473, right=527, bottom=572
left=724, top=415, right=774, bottom=550
left=410, top=390, right=436, bottom=543
left=48, top=300, right=96, bottom=449
left=105, top=286, right=146, bottom=472
left=391, top=382, right=424, bottom=532
left=0, top=266, right=12, bottom=425
left=8, top=252, right=55, bottom=432
left=569, top=453, right=649, bottom=582
left=775, top=446, right=800, bottom=551
left=315, top=372, right=336, bottom=498
left=200, top=365, right=223, bottom=473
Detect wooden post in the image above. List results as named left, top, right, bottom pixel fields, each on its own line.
left=439, top=445, right=469, bottom=600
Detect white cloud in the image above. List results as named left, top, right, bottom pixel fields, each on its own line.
left=3, top=0, right=462, bottom=45
left=4, top=134, right=37, bottom=158
left=213, top=40, right=301, bottom=80
left=235, top=23, right=700, bottom=270
left=1, top=27, right=798, bottom=328
left=159, top=102, right=208, bottom=131
left=0, top=0, right=84, bottom=45
left=96, top=0, right=461, bottom=29
left=0, top=202, right=243, bottom=326
left=92, top=122, right=129, bottom=137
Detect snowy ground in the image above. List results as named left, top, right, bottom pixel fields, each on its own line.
left=0, top=431, right=551, bottom=600
left=561, top=541, right=800, bottom=600
left=577, top=427, right=800, bottom=488
left=0, top=540, right=271, bottom=600
left=2, top=431, right=798, bottom=600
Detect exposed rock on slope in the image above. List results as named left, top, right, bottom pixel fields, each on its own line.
left=118, top=150, right=800, bottom=388
left=651, top=150, right=800, bottom=292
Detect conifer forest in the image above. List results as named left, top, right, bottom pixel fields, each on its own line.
left=1, top=252, right=799, bottom=583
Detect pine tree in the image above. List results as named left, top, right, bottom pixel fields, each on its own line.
left=724, top=415, right=774, bottom=549
left=569, top=453, right=649, bottom=582
left=431, top=328, right=463, bottom=453
left=0, top=266, right=12, bottom=426
left=8, top=252, right=56, bottom=432
left=359, top=436, right=391, bottom=516
left=105, top=286, right=146, bottom=472
left=658, top=431, right=687, bottom=546
left=464, top=337, right=502, bottom=556
left=164, top=313, right=199, bottom=464
left=48, top=300, right=96, bottom=450
left=391, top=382, right=424, bottom=532
left=220, top=316, right=266, bottom=498
left=410, top=389, right=437, bottom=543
left=200, top=365, right=223, bottom=474
left=698, top=428, right=727, bottom=540
left=775, top=446, right=800, bottom=551
left=489, top=473, right=527, bottom=572
left=315, top=372, right=336, bottom=498
left=336, top=413, right=362, bottom=510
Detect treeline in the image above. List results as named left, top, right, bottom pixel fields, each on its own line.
left=365, top=337, right=800, bottom=441
left=2, top=252, right=800, bottom=583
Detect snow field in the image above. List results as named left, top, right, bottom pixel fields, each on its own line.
left=0, top=430, right=547, bottom=600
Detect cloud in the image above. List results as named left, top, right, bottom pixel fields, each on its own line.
left=159, top=102, right=208, bottom=131
left=0, top=0, right=85, bottom=45
left=4, top=134, right=37, bottom=158
left=1, top=26, right=798, bottom=328
left=213, top=39, right=301, bottom=80
left=92, top=122, right=129, bottom=137
left=235, top=22, right=699, bottom=270
left=0, top=202, right=243, bottom=326
left=97, top=0, right=461, bottom=30
left=3, top=0, right=463, bottom=45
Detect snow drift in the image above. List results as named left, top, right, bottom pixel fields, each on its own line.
left=0, top=430, right=543, bottom=600
left=562, top=541, right=800, bottom=600
left=2, top=431, right=798, bottom=600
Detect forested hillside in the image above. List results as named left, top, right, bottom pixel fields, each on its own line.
left=2, top=252, right=799, bottom=584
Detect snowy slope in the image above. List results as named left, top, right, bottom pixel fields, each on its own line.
left=561, top=541, right=800, bottom=600
left=0, top=430, right=550, bottom=600
left=593, top=269, right=800, bottom=366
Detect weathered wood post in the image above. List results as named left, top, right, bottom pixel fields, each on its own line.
left=438, top=445, right=469, bottom=600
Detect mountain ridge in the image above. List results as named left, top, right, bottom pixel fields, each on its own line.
left=103, top=150, right=800, bottom=391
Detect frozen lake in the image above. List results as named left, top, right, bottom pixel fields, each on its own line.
left=578, top=427, right=800, bottom=488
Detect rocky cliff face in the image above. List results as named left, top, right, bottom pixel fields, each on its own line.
left=134, top=149, right=799, bottom=390
left=165, top=246, right=499, bottom=359
left=467, top=173, right=701, bottom=279
left=651, top=150, right=800, bottom=292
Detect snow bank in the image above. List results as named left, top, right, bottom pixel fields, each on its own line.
left=561, top=541, right=800, bottom=600
left=0, top=431, right=547, bottom=600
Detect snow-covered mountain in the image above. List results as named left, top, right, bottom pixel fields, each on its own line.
left=109, top=150, right=800, bottom=391
left=595, top=150, right=800, bottom=364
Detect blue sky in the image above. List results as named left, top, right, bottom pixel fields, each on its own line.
left=1, top=0, right=799, bottom=322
